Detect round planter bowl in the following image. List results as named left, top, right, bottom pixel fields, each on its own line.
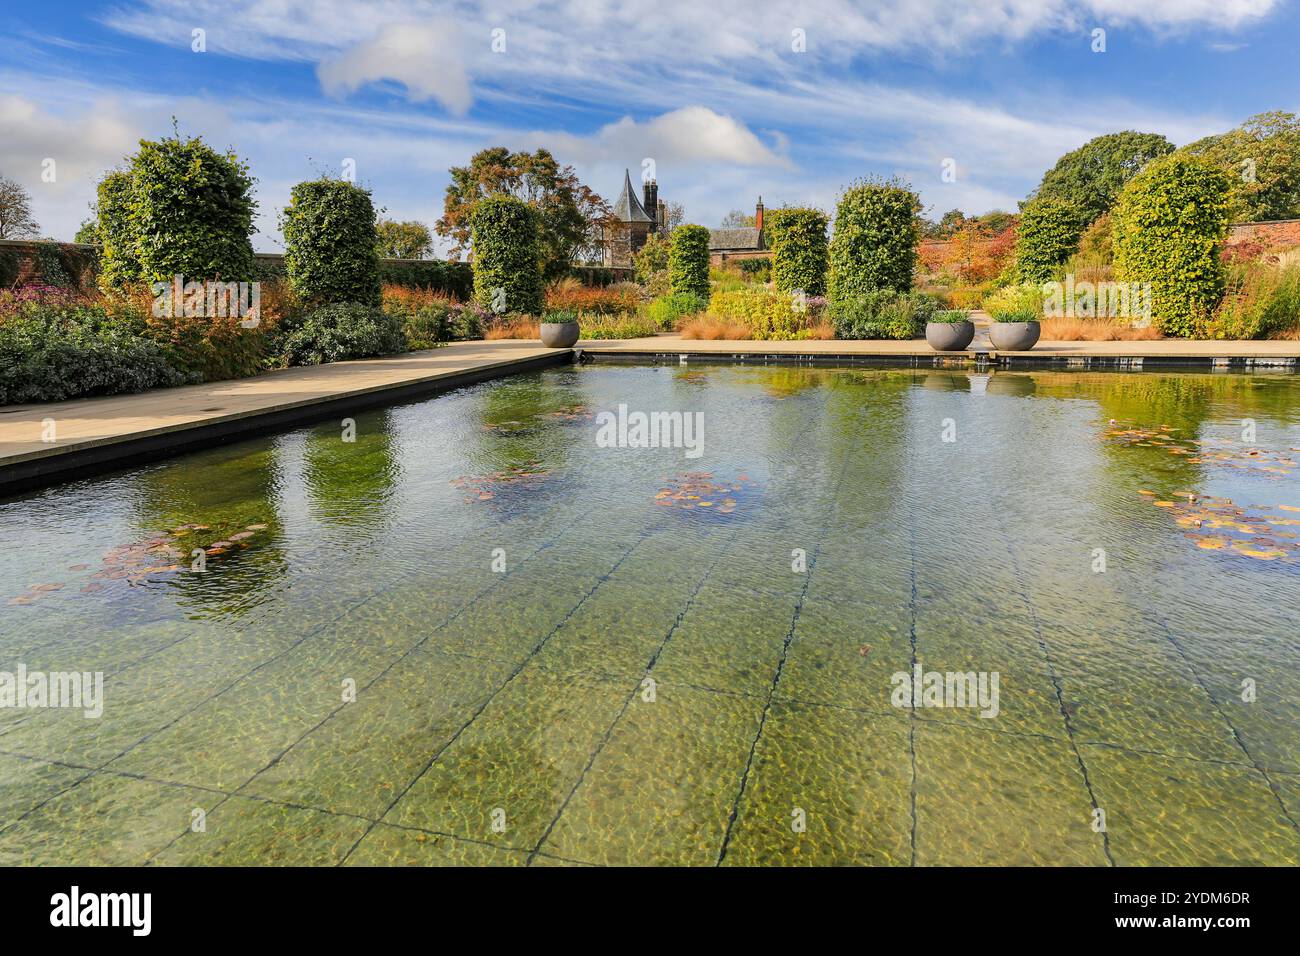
left=988, top=321, right=1041, bottom=351
left=540, top=321, right=580, bottom=348
left=925, top=320, right=975, bottom=352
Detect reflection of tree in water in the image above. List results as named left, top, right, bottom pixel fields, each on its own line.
left=303, top=409, right=401, bottom=532
left=130, top=438, right=288, bottom=621
left=820, top=370, right=913, bottom=531
left=461, top=372, right=587, bottom=516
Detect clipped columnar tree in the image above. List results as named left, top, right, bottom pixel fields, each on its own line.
left=766, top=207, right=829, bottom=297
left=96, top=170, right=140, bottom=293
left=282, top=179, right=382, bottom=308
left=669, top=224, right=711, bottom=300
left=1014, top=197, right=1087, bottom=282
left=470, top=194, right=544, bottom=315
left=827, top=178, right=920, bottom=302
left=127, top=133, right=257, bottom=283
left=1112, top=154, right=1231, bottom=337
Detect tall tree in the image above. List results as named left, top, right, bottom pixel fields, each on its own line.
left=720, top=209, right=756, bottom=228
left=436, top=147, right=609, bottom=279
left=1027, top=131, right=1174, bottom=226
left=1180, top=112, right=1300, bottom=222
left=0, top=175, right=40, bottom=239
left=376, top=218, right=433, bottom=259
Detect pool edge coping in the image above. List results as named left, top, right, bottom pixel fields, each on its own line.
left=0, top=348, right=573, bottom=497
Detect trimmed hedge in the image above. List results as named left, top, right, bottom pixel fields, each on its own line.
left=282, top=179, right=382, bottom=308
left=96, top=170, right=140, bottom=292
left=1112, top=154, right=1231, bottom=337
left=1015, top=197, right=1086, bottom=282
left=380, top=260, right=473, bottom=299
left=828, top=179, right=920, bottom=302
left=669, top=224, right=711, bottom=300
left=766, top=208, right=828, bottom=296
left=470, top=195, right=544, bottom=315
left=828, top=289, right=936, bottom=340
left=0, top=306, right=187, bottom=405
left=127, top=134, right=257, bottom=284
left=279, top=303, right=407, bottom=366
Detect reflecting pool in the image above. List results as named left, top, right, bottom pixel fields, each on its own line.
left=1, top=363, right=1297, bottom=865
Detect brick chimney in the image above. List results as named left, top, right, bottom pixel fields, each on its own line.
left=755, top=196, right=764, bottom=232
left=643, top=180, right=658, bottom=230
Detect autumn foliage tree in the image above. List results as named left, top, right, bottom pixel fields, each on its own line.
left=436, top=147, right=611, bottom=279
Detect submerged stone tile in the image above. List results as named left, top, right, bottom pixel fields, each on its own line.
left=540, top=684, right=764, bottom=866
left=914, top=720, right=1107, bottom=866
left=1081, top=744, right=1299, bottom=866
left=0, top=772, right=206, bottom=866
left=108, top=622, right=419, bottom=790
left=776, top=600, right=912, bottom=713
left=652, top=588, right=795, bottom=697
left=152, top=795, right=369, bottom=865
left=721, top=701, right=911, bottom=865
left=345, top=823, right=527, bottom=866
left=0, top=629, right=287, bottom=768
left=243, top=648, right=515, bottom=819
left=385, top=667, right=629, bottom=850
left=0, top=753, right=86, bottom=828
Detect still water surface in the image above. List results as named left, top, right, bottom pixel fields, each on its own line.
left=1, top=364, right=1297, bottom=865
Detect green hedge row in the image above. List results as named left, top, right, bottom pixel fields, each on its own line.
left=828, top=179, right=919, bottom=302
left=669, top=224, right=711, bottom=300
left=281, top=179, right=382, bottom=308
left=97, top=134, right=257, bottom=292
left=471, top=195, right=544, bottom=314
left=1113, top=154, right=1231, bottom=337
left=766, top=207, right=828, bottom=296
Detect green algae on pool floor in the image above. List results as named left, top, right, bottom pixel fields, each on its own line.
left=1, top=364, right=1298, bottom=866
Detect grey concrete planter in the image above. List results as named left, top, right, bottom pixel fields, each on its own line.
left=540, top=321, right=580, bottom=348
left=926, top=320, right=975, bottom=351
left=988, top=321, right=1041, bottom=351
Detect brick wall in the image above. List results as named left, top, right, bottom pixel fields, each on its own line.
left=1226, top=219, right=1300, bottom=247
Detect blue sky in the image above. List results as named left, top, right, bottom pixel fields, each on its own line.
left=3, top=0, right=1298, bottom=251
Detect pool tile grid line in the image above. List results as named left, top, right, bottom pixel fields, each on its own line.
left=0, top=515, right=578, bottom=747
left=134, top=524, right=610, bottom=863
left=714, top=435, right=860, bottom=866
left=1, top=694, right=1283, bottom=865
left=524, top=526, right=747, bottom=865
left=992, top=511, right=1115, bottom=866
left=0, top=522, right=578, bottom=842
left=0, top=746, right=605, bottom=867
left=10, top=474, right=609, bottom=712
left=906, top=464, right=920, bottom=865
left=337, top=526, right=661, bottom=865
left=1138, top=605, right=1300, bottom=835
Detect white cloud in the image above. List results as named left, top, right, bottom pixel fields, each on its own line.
left=317, top=21, right=472, bottom=113
left=532, top=107, right=788, bottom=168
left=0, top=92, right=145, bottom=238
left=101, top=0, right=1283, bottom=105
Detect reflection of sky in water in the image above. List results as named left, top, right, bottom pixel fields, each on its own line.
left=0, top=365, right=1297, bottom=866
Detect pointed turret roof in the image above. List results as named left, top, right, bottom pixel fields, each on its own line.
left=611, top=169, right=652, bottom=224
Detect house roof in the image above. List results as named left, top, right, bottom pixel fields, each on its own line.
left=708, top=227, right=762, bottom=251
left=611, top=169, right=652, bottom=224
